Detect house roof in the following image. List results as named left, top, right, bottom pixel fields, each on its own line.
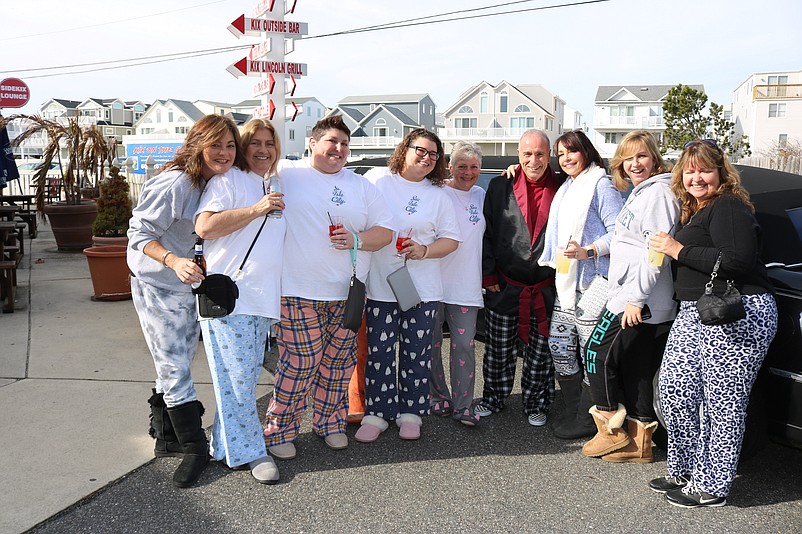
left=380, top=106, right=416, bottom=127
left=51, top=99, right=82, bottom=109
left=338, top=94, right=429, bottom=104
left=224, top=112, right=251, bottom=125
left=594, top=84, right=705, bottom=102
left=168, top=99, right=205, bottom=122
left=337, top=105, right=366, bottom=122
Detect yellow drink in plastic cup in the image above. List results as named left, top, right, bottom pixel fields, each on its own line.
left=648, top=247, right=665, bottom=267
left=555, top=250, right=571, bottom=273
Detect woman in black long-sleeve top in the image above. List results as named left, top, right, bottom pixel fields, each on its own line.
left=647, top=139, right=777, bottom=509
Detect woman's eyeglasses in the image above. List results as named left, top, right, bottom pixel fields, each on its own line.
left=411, top=145, right=440, bottom=160
left=683, top=139, right=719, bottom=151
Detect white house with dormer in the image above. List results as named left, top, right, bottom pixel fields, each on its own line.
left=232, top=96, right=328, bottom=157
left=440, top=81, right=570, bottom=156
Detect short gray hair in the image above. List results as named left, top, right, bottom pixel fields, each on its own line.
left=450, top=140, right=483, bottom=166
left=519, top=129, right=550, bottom=152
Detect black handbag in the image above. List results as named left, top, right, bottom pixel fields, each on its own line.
left=342, top=238, right=365, bottom=332
left=696, top=253, right=746, bottom=326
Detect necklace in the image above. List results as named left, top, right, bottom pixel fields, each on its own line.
left=453, top=187, right=474, bottom=211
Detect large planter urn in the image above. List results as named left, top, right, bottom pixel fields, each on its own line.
left=44, top=201, right=98, bottom=251
left=92, top=235, right=129, bottom=247
left=83, top=245, right=132, bottom=301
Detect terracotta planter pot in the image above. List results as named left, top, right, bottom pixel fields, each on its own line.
left=83, top=245, right=132, bottom=301
left=92, top=235, right=129, bottom=247
left=44, top=201, right=98, bottom=251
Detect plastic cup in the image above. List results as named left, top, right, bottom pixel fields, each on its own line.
left=648, top=247, right=665, bottom=267
left=555, top=248, right=571, bottom=274
left=329, top=216, right=344, bottom=248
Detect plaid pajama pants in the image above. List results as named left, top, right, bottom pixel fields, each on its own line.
left=480, top=308, right=555, bottom=415
left=263, top=297, right=358, bottom=446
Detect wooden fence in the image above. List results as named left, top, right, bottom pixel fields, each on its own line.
left=738, top=156, right=802, bottom=175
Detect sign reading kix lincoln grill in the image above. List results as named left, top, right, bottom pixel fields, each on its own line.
left=0, top=78, right=30, bottom=108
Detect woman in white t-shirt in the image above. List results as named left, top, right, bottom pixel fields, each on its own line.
left=356, top=129, right=461, bottom=443
left=429, top=141, right=486, bottom=427
left=194, top=119, right=286, bottom=485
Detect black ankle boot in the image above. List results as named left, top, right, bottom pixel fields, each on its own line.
left=167, top=401, right=210, bottom=488
left=553, top=379, right=596, bottom=440
left=148, top=389, right=182, bottom=458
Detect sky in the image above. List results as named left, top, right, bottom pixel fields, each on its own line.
left=3, top=0, right=801, bottom=130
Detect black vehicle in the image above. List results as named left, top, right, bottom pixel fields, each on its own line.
left=345, top=157, right=802, bottom=449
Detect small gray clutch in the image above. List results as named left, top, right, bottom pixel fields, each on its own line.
left=386, top=264, right=422, bottom=311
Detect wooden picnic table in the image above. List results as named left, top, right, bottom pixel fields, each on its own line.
left=0, top=194, right=37, bottom=238
left=0, top=220, right=20, bottom=312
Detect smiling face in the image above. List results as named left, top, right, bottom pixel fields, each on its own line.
left=622, top=142, right=656, bottom=186
left=449, top=154, right=481, bottom=191
left=402, top=136, right=438, bottom=182
left=557, top=141, right=587, bottom=179
left=682, top=159, right=721, bottom=204
left=517, top=133, right=550, bottom=182
left=200, top=130, right=236, bottom=180
left=244, top=127, right=277, bottom=177
left=309, top=128, right=350, bottom=174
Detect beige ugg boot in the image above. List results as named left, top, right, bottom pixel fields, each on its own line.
left=602, top=417, right=658, bottom=463
left=581, top=404, right=630, bottom=457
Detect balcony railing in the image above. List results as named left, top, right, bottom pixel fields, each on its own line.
left=753, top=84, right=802, bottom=99
left=438, top=127, right=532, bottom=140
left=348, top=136, right=403, bottom=149
left=593, top=116, right=665, bottom=129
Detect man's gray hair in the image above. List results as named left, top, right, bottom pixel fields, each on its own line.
left=519, top=129, right=550, bottom=152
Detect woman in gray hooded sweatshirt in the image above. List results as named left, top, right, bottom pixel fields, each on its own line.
left=579, top=130, right=679, bottom=463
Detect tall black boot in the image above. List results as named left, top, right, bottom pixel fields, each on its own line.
left=553, top=373, right=582, bottom=429
left=147, top=389, right=182, bottom=458
left=554, top=380, right=596, bottom=440
left=167, top=400, right=210, bottom=488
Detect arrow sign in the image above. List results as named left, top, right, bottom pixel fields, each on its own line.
left=252, top=74, right=277, bottom=97
left=227, top=57, right=307, bottom=78
left=287, top=75, right=297, bottom=97
left=252, top=0, right=276, bottom=17
left=252, top=100, right=277, bottom=120
left=228, top=15, right=308, bottom=38
left=285, top=0, right=298, bottom=14
left=248, top=40, right=272, bottom=60
left=287, top=101, right=299, bottom=121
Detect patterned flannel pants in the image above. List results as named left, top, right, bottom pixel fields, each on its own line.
left=430, top=303, right=480, bottom=414
left=131, top=277, right=200, bottom=407
left=480, top=308, right=555, bottom=415
left=263, top=297, right=358, bottom=446
left=364, top=299, right=439, bottom=420
left=202, top=314, right=270, bottom=467
left=659, top=294, right=777, bottom=497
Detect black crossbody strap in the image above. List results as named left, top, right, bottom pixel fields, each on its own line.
left=236, top=182, right=269, bottom=276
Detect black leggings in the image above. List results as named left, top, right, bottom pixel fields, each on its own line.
left=584, top=308, right=670, bottom=420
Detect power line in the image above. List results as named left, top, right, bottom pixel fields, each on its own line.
left=3, top=0, right=611, bottom=79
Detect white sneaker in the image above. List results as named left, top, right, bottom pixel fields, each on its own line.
left=528, top=413, right=547, bottom=427
left=249, top=456, right=279, bottom=485
left=473, top=403, right=493, bottom=417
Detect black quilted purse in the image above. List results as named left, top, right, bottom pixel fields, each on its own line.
left=696, top=253, right=746, bottom=326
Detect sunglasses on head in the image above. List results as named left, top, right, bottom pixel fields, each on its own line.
left=683, top=139, right=719, bottom=151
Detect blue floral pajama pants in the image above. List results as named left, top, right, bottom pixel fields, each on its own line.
left=201, top=314, right=270, bottom=468
left=659, top=294, right=777, bottom=497
left=131, top=276, right=200, bottom=407
left=365, top=299, right=439, bottom=420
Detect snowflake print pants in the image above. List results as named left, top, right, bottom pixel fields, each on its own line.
left=659, top=294, right=777, bottom=497
left=364, top=299, right=439, bottom=420
left=201, top=314, right=270, bottom=468
left=430, top=303, right=479, bottom=414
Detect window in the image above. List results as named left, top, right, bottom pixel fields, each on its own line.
left=177, top=116, right=187, bottom=122
left=289, top=129, right=295, bottom=140
left=510, top=117, right=534, bottom=129
left=168, top=110, right=174, bottom=122
left=373, top=127, right=388, bottom=137
left=767, top=75, right=789, bottom=97
left=104, top=127, right=114, bottom=134
left=127, top=129, right=132, bottom=135
left=175, top=127, right=187, bottom=134
left=768, top=75, right=789, bottom=85
left=156, top=110, right=162, bottom=122
left=779, top=134, right=788, bottom=146
left=545, top=117, right=553, bottom=131
left=769, top=103, right=787, bottom=117
left=141, top=128, right=154, bottom=134
left=454, top=118, right=477, bottom=129
left=376, top=118, right=386, bottom=125
left=480, top=92, right=488, bottom=113
left=113, top=102, right=123, bottom=109
left=458, top=105, right=473, bottom=113
left=317, top=109, right=322, bottom=118
left=499, top=91, right=508, bottom=113
left=604, top=132, right=619, bottom=144
left=514, top=104, right=530, bottom=113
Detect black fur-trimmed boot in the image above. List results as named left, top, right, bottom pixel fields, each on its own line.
left=148, top=389, right=182, bottom=458
left=167, top=400, right=210, bottom=488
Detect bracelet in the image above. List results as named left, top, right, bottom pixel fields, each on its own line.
left=421, top=245, right=429, bottom=259
left=354, top=232, right=363, bottom=250
left=161, top=250, right=173, bottom=266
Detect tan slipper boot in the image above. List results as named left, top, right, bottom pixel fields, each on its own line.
left=603, top=417, right=658, bottom=463
left=581, top=404, right=630, bottom=457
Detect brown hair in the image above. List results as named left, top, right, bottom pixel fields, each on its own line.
left=311, top=114, right=351, bottom=141
left=609, top=130, right=672, bottom=192
left=671, top=140, right=753, bottom=224
left=554, top=130, right=605, bottom=173
left=240, top=118, right=282, bottom=177
left=163, top=114, right=243, bottom=188
left=387, top=128, right=448, bottom=186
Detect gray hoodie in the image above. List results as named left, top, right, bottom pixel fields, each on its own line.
left=606, top=172, right=680, bottom=323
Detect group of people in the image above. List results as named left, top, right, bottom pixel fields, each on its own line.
left=128, top=112, right=777, bottom=509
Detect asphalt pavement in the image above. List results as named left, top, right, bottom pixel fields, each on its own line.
left=1, top=223, right=801, bottom=534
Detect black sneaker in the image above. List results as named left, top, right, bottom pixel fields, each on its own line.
left=648, top=474, right=690, bottom=493
left=665, top=485, right=727, bottom=508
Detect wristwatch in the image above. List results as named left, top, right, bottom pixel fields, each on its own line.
left=355, top=233, right=363, bottom=250
left=585, top=247, right=596, bottom=259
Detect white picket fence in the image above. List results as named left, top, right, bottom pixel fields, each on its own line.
left=738, top=156, right=802, bottom=175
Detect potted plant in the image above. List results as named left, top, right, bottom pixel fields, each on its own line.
left=2, top=114, right=110, bottom=250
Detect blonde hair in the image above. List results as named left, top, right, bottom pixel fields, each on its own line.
left=240, top=119, right=282, bottom=177
left=609, top=130, right=671, bottom=192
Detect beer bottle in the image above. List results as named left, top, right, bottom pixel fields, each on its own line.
left=191, top=236, right=205, bottom=288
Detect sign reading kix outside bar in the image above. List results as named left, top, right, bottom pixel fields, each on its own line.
left=228, top=15, right=308, bottom=38
left=0, top=78, right=30, bottom=108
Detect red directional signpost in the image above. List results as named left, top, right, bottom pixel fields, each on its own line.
left=227, top=1, right=307, bottom=130
left=0, top=78, right=30, bottom=109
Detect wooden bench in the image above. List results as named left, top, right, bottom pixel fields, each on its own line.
left=0, top=222, right=18, bottom=313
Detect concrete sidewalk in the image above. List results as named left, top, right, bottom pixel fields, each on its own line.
left=0, top=223, right=274, bottom=534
